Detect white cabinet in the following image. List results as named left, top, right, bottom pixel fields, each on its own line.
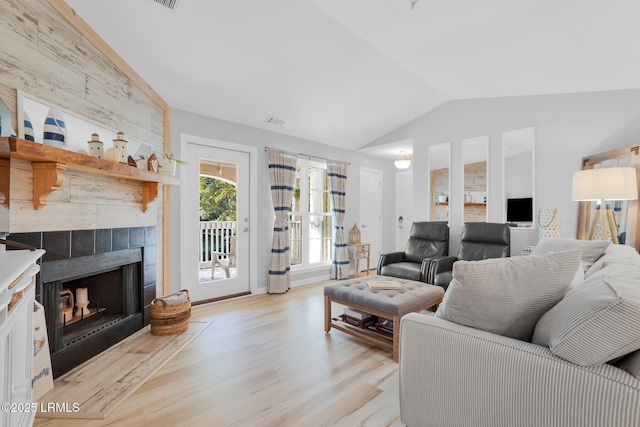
left=0, top=249, right=44, bottom=427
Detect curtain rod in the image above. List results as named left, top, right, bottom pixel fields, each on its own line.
left=264, top=146, right=350, bottom=166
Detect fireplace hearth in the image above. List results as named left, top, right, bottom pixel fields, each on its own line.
left=9, top=227, right=157, bottom=377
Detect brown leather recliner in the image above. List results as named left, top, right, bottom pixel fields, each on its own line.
left=426, top=222, right=511, bottom=289
left=377, top=222, right=449, bottom=282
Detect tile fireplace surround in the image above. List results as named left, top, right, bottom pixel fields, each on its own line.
left=8, top=227, right=157, bottom=377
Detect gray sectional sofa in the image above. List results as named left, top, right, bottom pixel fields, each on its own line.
left=399, top=240, right=640, bottom=427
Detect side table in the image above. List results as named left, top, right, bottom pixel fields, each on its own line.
left=348, top=243, right=370, bottom=277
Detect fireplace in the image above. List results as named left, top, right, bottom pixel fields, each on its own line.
left=42, top=248, right=143, bottom=376
left=9, top=227, right=157, bottom=378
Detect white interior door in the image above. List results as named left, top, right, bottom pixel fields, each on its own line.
left=181, top=140, right=250, bottom=302
left=396, top=171, right=413, bottom=251
left=359, top=168, right=382, bottom=273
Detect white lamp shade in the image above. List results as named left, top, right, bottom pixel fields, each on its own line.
left=572, top=167, right=638, bottom=201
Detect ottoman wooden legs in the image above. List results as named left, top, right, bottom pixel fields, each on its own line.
left=324, top=295, right=332, bottom=333
left=324, top=294, right=442, bottom=362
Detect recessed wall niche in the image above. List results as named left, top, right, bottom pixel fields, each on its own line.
left=429, top=142, right=450, bottom=222
left=462, top=135, right=488, bottom=223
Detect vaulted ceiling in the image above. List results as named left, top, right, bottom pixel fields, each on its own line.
left=65, top=0, right=640, bottom=153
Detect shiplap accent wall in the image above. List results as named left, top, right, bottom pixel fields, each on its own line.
left=0, top=0, right=164, bottom=148
left=1, top=0, right=166, bottom=290
left=10, top=159, right=160, bottom=232
left=463, top=161, right=487, bottom=222
left=463, top=161, right=487, bottom=193
left=431, top=168, right=449, bottom=221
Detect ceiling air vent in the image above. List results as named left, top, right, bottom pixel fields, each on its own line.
left=265, top=116, right=287, bottom=127
left=153, top=0, right=179, bottom=10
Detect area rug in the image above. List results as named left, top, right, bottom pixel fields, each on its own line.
left=36, top=320, right=211, bottom=419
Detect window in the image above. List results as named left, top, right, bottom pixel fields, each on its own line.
left=288, top=160, right=332, bottom=268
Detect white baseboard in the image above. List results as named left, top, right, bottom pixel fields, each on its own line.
left=291, top=272, right=331, bottom=288
left=252, top=287, right=268, bottom=295
left=251, top=272, right=330, bottom=295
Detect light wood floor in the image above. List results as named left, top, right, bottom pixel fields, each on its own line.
left=34, top=282, right=404, bottom=427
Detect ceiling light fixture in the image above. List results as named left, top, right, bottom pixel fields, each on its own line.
left=394, top=151, right=412, bottom=169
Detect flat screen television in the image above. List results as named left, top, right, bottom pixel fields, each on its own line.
left=507, top=198, right=533, bottom=223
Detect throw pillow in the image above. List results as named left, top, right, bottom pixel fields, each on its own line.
left=569, top=261, right=585, bottom=288
left=532, top=237, right=610, bottom=272
left=585, top=243, right=640, bottom=279
left=434, top=249, right=581, bottom=341
left=616, top=349, right=640, bottom=379
left=532, top=263, right=640, bottom=366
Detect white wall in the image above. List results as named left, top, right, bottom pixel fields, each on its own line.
left=505, top=151, right=533, bottom=199
left=169, top=109, right=396, bottom=292
left=366, top=89, right=640, bottom=255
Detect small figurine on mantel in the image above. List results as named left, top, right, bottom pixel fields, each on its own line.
left=113, top=131, right=128, bottom=164
left=349, top=224, right=361, bottom=244
left=87, top=133, right=104, bottom=159
left=147, top=153, right=159, bottom=173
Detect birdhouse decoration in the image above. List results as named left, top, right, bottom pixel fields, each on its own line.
left=87, top=133, right=104, bottom=158
left=113, top=131, right=128, bottom=164
left=147, top=153, right=159, bottom=173
left=349, top=224, right=361, bottom=244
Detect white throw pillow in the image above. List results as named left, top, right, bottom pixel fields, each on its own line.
left=585, top=243, right=640, bottom=279
left=434, top=249, right=582, bottom=341
left=569, top=261, right=585, bottom=288
left=532, top=263, right=640, bottom=366
left=532, top=238, right=610, bottom=273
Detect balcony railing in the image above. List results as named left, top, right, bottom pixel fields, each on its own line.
left=199, top=221, right=236, bottom=268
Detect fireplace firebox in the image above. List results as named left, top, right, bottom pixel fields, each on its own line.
left=9, top=227, right=157, bottom=378
left=41, top=248, right=143, bottom=376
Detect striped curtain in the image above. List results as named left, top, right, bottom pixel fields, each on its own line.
left=328, top=161, right=349, bottom=279
left=267, top=148, right=299, bottom=294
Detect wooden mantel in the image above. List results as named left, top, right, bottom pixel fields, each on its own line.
left=0, top=137, right=180, bottom=212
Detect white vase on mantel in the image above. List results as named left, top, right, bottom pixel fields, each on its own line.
left=159, top=157, right=176, bottom=176
left=43, top=107, right=66, bottom=148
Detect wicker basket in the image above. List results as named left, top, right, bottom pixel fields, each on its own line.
left=150, top=289, right=191, bottom=336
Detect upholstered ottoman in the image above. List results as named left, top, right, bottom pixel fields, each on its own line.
left=324, top=275, right=444, bottom=362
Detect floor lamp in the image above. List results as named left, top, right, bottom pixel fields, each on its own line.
left=572, top=167, right=638, bottom=244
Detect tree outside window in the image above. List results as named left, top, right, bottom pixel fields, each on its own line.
left=200, top=176, right=236, bottom=221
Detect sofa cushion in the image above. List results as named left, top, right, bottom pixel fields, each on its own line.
left=585, top=243, right=640, bottom=279
left=616, top=349, right=640, bottom=379
left=532, top=237, right=610, bottom=272
left=532, top=263, right=640, bottom=366
left=434, top=249, right=581, bottom=341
